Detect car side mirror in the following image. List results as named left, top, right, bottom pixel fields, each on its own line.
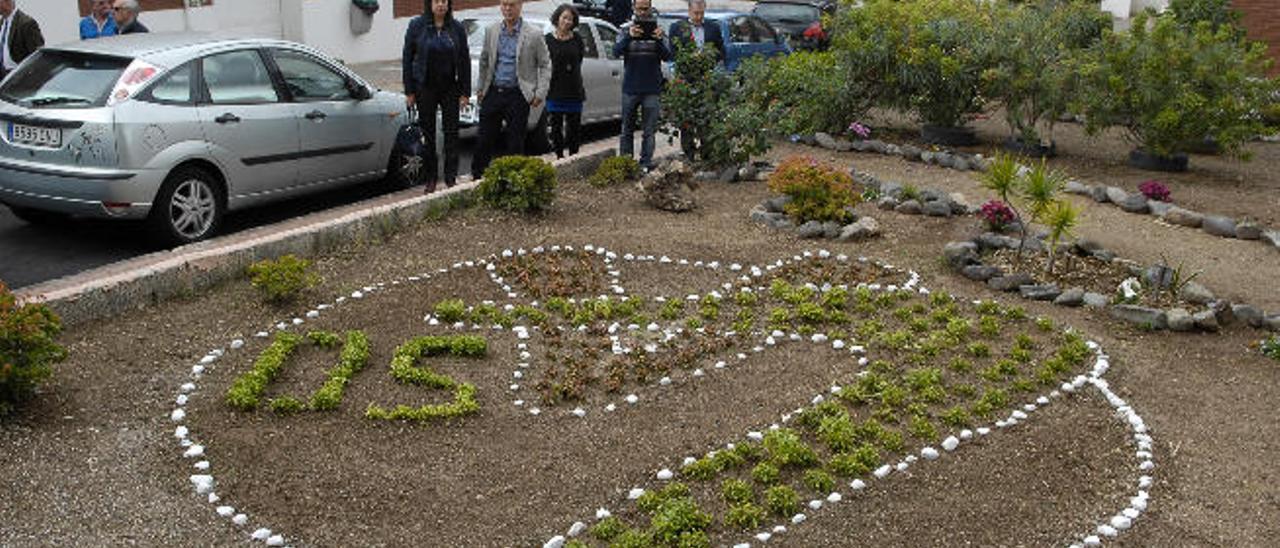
left=348, top=81, right=372, bottom=100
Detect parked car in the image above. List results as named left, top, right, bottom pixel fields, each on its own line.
left=0, top=34, right=410, bottom=244
left=459, top=15, right=627, bottom=148
left=751, top=0, right=837, bottom=51
left=656, top=10, right=792, bottom=72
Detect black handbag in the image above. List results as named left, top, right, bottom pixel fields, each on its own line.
left=392, top=105, right=425, bottom=184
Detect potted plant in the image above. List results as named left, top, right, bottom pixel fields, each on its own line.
left=982, top=1, right=1107, bottom=157
left=1072, top=12, right=1278, bottom=171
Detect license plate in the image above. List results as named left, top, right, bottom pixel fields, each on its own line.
left=9, top=123, right=62, bottom=148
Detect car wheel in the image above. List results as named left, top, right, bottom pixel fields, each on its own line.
left=8, top=206, right=68, bottom=225
left=148, top=166, right=223, bottom=246
left=385, top=146, right=423, bottom=190
left=524, top=110, right=551, bottom=156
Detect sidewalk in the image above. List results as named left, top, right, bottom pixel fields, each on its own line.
left=350, top=0, right=757, bottom=91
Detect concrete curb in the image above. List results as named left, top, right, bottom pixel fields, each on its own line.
left=15, top=140, right=629, bottom=327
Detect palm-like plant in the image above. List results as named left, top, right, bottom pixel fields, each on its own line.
left=1022, top=159, right=1067, bottom=222
left=1043, top=200, right=1079, bottom=274
left=981, top=153, right=1028, bottom=261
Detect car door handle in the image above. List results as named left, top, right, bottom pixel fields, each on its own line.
left=305, top=110, right=327, bottom=121
left=611, top=69, right=620, bottom=77
left=214, top=113, right=241, bottom=124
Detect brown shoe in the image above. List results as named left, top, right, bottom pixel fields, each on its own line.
left=424, top=181, right=438, bottom=194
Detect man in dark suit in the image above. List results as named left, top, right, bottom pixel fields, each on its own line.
left=668, top=0, right=724, bottom=161
left=112, top=0, right=149, bottom=34
left=0, top=0, right=44, bottom=79
left=668, top=0, right=724, bottom=65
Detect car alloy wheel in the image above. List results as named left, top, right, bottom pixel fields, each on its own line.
left=168, top=178, right=218, bottom=240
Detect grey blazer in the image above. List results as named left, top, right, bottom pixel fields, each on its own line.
left=476, top=18, right=551, bottom=103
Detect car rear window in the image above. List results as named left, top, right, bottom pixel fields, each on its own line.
left=753, top=3, right=821, bottom=23
left=0, top=49, right=132, bottom=108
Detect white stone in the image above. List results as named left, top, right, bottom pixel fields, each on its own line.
left=175, top=426, right=189, bottom=439
left=230, top=339, right=245, bottom=349
left=807, top=500, right=823, bottom=510
left=1083, top=536, right=1102, bottom=547
left=693, top=369, right=705, bottom=377
left=659, top=376, right=672, bottom=386
left=959, top=430, right=973, bottom=440
left=1131, top=497, right=1148, bottom=511
left=657, top=469, right=674, bottom=481
left=572, top=408, right=586, bottom=418
left=194, top=461, right=209, bottom=471
left=628, top=488, right=645, bottom=500
left=1139, top=460, right=1155, bottom=471
left=251, top=528, right=272, bottom=541
left=216, top=506, right=235, bottom=517
left=191, top=365, right=204, bottom=375
left=977, top=427, right=991, bottom=436
left=184, top=445, right=204, bottom=458
left=596, top=508, right=612, bottom=520
left=1036, top=396, right=1050, bottom=405
left=190, top=474, right=214, bottom=494
left=748, top=431, right=764, bottom=441
left=232, top=514, right=249, bottom=526
left=625, top=394, right=639, bottom=404
left=1123, top=508, right=1141, bottom=520
left=1110, top=515, right=1132, bottom=530
left=176, top=395, right=188, bottom=406
left=605, top=404, right=617, bottom=412
left=772, top=525, right=787, bottom=534
left=1097, top=524, right=1118, bottom=538
left=568, top=521, right=587, bottom=537
left=942, top=437, right=960, bottom=452
left=895, top=462, right=909, bottom=472
left=543, top=536, right=566, bottom=548
left=921, top=447, right=940, bottom=460
left=207, top=493, right=219, bottom=503
left=267, top=535, right=285, bottom=546
left=791, top=513, right=807, bottom=525
left=756, top=532, right=772, bottom=542
left=826, top=492, right=842, bottom=503
left=850, top=479, right=866, bottom=490
left=873, top=465, right=892, bottom=478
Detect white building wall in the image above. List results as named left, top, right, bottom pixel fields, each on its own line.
left=17, top=0, right=282, bottom=49
left=284, top=0, right=412, bottom=65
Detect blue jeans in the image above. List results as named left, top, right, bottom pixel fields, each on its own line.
left=620, top=93, right=660, bottom=168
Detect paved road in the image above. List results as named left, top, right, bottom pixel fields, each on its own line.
left=0, top=123, right=622, bottom=290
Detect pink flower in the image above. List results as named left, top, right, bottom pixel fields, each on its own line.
left=978, top=200, right=1016, bottom=231
left=847, top=122, right=871, bottom=140
left=1137, top=180, right=1171, bottom=202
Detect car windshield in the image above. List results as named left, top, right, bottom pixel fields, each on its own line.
left=0, top=50, right=132, bottom=108
left=753, top=3, right=820, bottom=23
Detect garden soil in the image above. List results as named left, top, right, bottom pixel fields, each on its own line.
left=2, top=121, right=1278, bottom=546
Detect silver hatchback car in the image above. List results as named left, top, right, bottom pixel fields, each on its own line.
left=0, top=34, right=410, bottom=244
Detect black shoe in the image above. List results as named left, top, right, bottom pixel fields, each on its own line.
left=445, top=179, right=456, bottom=188
left=555, top=151, right=565, bottom=160
left=424, top=181, right=438, bottom=194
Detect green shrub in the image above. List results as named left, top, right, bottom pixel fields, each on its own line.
left=908, top=415, right=939, bottom=441
left=649, top=497, right=712, bottom=545
left=609, top=528, right=653, bottom=548
left=940, top=406, right=970, bottom=427
left=477, top=155, right=558, bottom=213
left=767, top=155, right=860, bottom=224
left=803, top=468, right=836, bottom=494
left=829, top=444, right=881, bottom=477
left=246, top=254, right=320, bottom=303
left=682, top=456, right=721, bottom=481
left=269, top=395, right=305, bottom=414
left=725, top=502, right=767, bottom=530
left=637, top=482, right=691, bottom=514
left=226, top=332, right=301, bottom=411
left=721, top=478, right=754, bottom=505
left=752, top=461, right=780, bottom=485
left=589, top=156, right=641, bottom=187
left=764, top=485, right=801, bottom=517
left=662, top=44, right=772, bottom=169
left=591, top=516, right=626, bottom=540
left=749, top=50, right=870, bottom=136
left=1073, top=12, right=1277, bottom=160
left=1262, top=336, right=1280, bottom=361
left=309, top=331, right=371, bottom=411
left=0, top=282, right=66, bottom=416
left=433, top=299, right=467, bottom=323
left=763, top=428, right=819, bottom=468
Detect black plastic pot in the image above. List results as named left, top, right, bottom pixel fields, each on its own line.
left=1001, top=137, right=1057, bottom=158
left=1127, top=149, right=1189, bottom=172
left=921, top=125, right=978, bottom=147
left=1182, top=136, right=1221, bottom=155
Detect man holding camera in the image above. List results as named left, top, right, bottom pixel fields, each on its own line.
left=612, top=0, right=671, bottom=172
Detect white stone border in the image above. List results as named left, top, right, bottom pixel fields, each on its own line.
left=543, top=331, right=1154, bottom=548
left=163, top=244, right=918, bottom=545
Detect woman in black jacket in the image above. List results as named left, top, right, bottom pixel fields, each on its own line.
left=544, top=4, right=586, bottom=159
left=402, top=0, right=471, bottom=192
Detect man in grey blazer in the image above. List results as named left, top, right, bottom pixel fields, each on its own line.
left=472, top=0, right=552, bottom=180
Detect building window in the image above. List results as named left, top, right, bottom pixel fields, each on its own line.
left=393, top=0, right=499, bottom=19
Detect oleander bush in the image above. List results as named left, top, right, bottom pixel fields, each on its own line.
left=477, top=155, right=558, bottom=213
left=246, top=254, right=320, bottom=303
left=0, top=282, right=66, bottom=416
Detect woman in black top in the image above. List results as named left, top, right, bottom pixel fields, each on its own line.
left=402, top=0, right=471, bottom=192
left=544, top=4, right=586, bottom=159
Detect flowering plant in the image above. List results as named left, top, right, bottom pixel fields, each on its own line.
left=803, top=22, right=827, bottom=43
left=1137, top=180, right=1171, bottom=202
left=977, top=200, right=1016, bottom=231
left=847, top=121, right=871, bottom=140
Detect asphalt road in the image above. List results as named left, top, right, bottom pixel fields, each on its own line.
left=0, top=122, right=622, bottom=290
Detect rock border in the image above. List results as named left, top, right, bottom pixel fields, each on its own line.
left=1062, top=181, right=1280, bottom=252
left=943, top=235, right=1280, bottom=333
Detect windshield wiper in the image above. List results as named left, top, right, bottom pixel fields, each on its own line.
left=775, top=18, right=809, bottom=24
left=29, top=96, right=91, bottom=107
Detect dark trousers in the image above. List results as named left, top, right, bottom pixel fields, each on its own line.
left=472, top=86, right=530, bottom=179
left=416, top=87, right=461, bottom=184
left=548, top=111, right=581, bottom=158
left=680, top=130, right=700, bottom=162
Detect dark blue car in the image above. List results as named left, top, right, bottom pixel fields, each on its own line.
left=658, top=10, right=792, bottom=72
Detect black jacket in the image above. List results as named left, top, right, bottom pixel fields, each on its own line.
left=119, top=18, right=148, bottom=34
left=402, top=16, right=471, bottom=97
left=669, top=19, right=724, bottom=64
left=544, top=32, right=584, bottom=102
left=4, top=10, right=44, bottom=66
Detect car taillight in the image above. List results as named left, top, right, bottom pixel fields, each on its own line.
left=107, top=60, right=163, bottom=106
